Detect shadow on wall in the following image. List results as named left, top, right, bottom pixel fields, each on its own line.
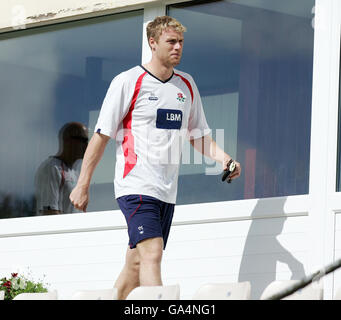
left=238, top=197, right=306, bottom=299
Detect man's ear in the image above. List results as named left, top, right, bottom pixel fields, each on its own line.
left=149, top=37, right=157, bottom=51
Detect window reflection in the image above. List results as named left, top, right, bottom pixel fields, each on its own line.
left=34, top=122, right=88, bottom=215
left=168, top=0, right=315, bottom=203
left=0, top=10, right=143, bottom=218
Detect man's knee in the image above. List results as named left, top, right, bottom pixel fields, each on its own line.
left=125, top=247, right=140, bottom=274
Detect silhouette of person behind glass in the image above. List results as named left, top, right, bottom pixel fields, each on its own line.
left=35, top=122, right=88, bottom=215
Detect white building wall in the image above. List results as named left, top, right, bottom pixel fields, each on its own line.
left=332, top=213, right=341, bottom=298
left=164, top=215, right=309, bottom=300
left=0, top=0, right=155, bottom=32
left=0, top=216, right=310, bottom=300
left=0, top=196, right=310, bottom=299
left=0, top=0, right=340, bottom=300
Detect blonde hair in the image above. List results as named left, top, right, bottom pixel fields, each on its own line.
left=146, top=16, right=186, bottom=43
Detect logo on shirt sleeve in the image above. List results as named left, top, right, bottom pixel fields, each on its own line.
left=156, top=109, right=183, bottom=130
left=176, top=92, right=186, bottom=102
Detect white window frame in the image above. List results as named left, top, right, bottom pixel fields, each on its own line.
left=316, top=0, right=341, bottom=299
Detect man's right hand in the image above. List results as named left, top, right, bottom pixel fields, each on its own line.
left=69, top=185, right=89, bottom=212
left=68, top=132, right=110, bottom=212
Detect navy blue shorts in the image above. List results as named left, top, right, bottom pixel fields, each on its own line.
left=117, top=194, right=175, bottom=250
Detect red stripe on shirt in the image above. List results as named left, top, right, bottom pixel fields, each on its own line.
left=174, top=73, right=193, bottom=103
left=122, top=71, right=147, bottom=178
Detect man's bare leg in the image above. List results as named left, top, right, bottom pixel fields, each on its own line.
left=136, top=237, right=164, bottom=286
left=114, top=246, right=140, bottom=300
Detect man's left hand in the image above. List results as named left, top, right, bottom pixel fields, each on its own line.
left=223, top=157, right=241, bottom=182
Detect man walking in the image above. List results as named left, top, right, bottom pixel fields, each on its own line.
left=70, top=16, right=241, bottom=299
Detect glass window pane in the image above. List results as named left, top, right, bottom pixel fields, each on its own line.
left=168, top=0, right=315, bottom=204
left=0, top=11, right=143, bottom=218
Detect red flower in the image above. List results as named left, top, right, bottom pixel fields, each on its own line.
left=2, top=281, right=11, bottom=288
left=11, top=273, right=18, bottom=278
left=177, top=93, right=183, bottom=98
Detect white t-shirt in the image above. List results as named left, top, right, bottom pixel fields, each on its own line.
left=95, top=65, right=211, bottom=204
left=35, top=157, right=81, bottom=214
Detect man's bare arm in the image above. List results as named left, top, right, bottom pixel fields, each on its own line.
left=70, top=132, right=110, bottom=212
left=190, top=135, right=241, bottom=181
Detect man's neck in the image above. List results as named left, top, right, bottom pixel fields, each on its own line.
left=143, top=60, right=174, bottom=82
left=55, top=152, right=76, bottom=168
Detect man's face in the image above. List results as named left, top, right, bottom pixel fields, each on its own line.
left=150, top=28, right=184, bottom=67
left=65, top=125, right=89, bottom=159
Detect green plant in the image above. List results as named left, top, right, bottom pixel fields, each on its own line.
left=0, top=272, right=49, bottom=300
